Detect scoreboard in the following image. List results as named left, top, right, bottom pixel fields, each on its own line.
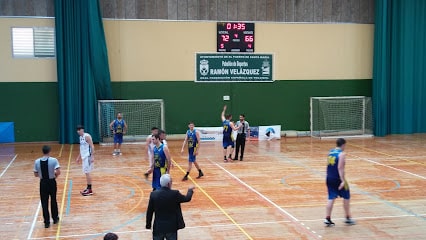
left=217, top=22, right=254, bottom=52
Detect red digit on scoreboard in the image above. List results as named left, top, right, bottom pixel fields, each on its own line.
left=221, top=35, right=229, bottom=42
left=226, top=23, right=232, bottom=30
left=244, top=35, right=254, bottom=42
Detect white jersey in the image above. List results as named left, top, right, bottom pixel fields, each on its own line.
left=161, top=139, right=167, bottom=147
left=147, top=134, right=155, bottom=155
left=79, top=133, right=92, bottom=158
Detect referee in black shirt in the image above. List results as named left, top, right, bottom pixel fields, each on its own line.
left=33, top=145, right=61, bottom=228
left=233, top=114, right=250, bottom=161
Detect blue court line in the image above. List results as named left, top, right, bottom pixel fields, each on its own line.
left=259, top=145, right=426, bottom=221
left=66, top=180, right=72, bottom=216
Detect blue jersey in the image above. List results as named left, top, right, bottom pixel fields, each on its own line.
left=223, top=120, right=232, bottom=137
left=327, top=148, right=342, bottom=179
left=186, top=129, right=198, bottom=150
left=152, top=144, right=167, bottom=189
left=112, top=119, right=125, bottom=134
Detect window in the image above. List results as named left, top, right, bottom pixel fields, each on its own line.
left=12, top=27, right=55, bottom=58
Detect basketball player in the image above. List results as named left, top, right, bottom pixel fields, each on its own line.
left=159, top=129, right=167, bottom=147
left=76, top=125, right=95, bottom=196
left=144, top=127, right=159, bottom=179
left=324, top=138, right=356, bottom=226
left=221, top=105, right=240, bottom=162
left=109, top=112, right=128, bottom=156
left=148, top=134, right=171, bottom=190
left=181, top=122, right=204, bottom=181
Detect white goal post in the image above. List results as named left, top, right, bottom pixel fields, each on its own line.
left=98, top=99, right=165, bottom=144
left=310, top=96, right=373, bottom=139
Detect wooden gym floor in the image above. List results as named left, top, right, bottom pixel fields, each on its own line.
left=0, top=134, right=425, bottom=239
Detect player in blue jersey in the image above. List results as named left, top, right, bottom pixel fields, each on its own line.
left=181, top=122, right=204, bottom=181
left=109, top=112, right=128, bottom=156
left=149, top=134, right=171, bottom=191
left=324, top=138, right=356, bottom=226
left=221, top=105, right=240, bottom=162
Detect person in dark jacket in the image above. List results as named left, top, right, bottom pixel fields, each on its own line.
left=146, top=174, right=194, bottom=240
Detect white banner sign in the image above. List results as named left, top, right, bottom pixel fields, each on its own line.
left=196, top=127, right=223, bottom=142
left=258, top=125, right=281, bottom=140
left=197, top=125, right=281, bottom=142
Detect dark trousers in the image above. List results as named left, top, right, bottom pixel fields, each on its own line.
left=153, top=231, right=177, bottom=240
left=235, top=133, right=246, bottom=159
left=40, top=179, right=58, bottom=224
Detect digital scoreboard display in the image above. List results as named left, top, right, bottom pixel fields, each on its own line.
left=217, top=22, right=254, bottom=52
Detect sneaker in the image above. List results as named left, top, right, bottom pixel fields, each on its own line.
left=324, top=219, right=335, bottom=227
left=44, top=223, right=50, bottom=228
left=182, top=175, right=188, bottom=181
left=53, top=217, right=60, bottom=224
left=80, top=189, right=93, bottom=196
left=227, top=157, right=233, bottom=162
left=112, top=152, right=118, bottom=156
left=118, top=152, right=122, bottom=156
left=196, top=171, right=204, bottom=179
left=240, top=157, right=243, bottom=161
left=344, top=218, right=356, bottom=225
left=232, top=157, right=238, bottom=161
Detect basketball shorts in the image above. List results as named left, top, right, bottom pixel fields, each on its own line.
left=82, top=156, right=94, bottom=174
left=114, top=133, right=123, bottom=144
left=326, top=177, right=350, bottom=200
left=223, top=135, right=234, bottom=148
left=188, top=148, right=196, bottom=162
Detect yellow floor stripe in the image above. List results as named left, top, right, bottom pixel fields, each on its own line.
left=171, top=159, right=253, bottom=240
left=56, top=144, right=73, bottom=240
left=58, top=144, right=64, bottom=158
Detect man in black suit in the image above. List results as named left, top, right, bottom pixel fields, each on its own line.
left=146, top=174, right=194, bottom=240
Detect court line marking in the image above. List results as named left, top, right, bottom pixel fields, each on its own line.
left=27, top=202, right=41, bottom=240
left=81, top=213, right=145, bottom=240
left=349, top=143, right=425, bottom=165
left=57, top=144, right=64, bottom=158
left=28, top=213, right=426, bottom=239
left=65, top=180, right=72, bottom=216
left=214, top=162, right=299, bottom=221
left=56, top=144, right=73, bottom=240
left=349, top=152, right=426, bottom=180
left=258, top=145, right=426, bottom=221
left=212, top=160, right=322, bottom=239
left=171, top=158, right=254, bottom=240
left=0, top=154, right=18, bottom=178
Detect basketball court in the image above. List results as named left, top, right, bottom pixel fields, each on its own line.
left=0, top=135, right=425, bottom=239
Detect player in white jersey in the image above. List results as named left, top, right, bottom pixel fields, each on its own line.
left=76, top=125, right=95, bottom=196
left=144, top=127, right=159, bottom=179
left=159, top=129, right=168, bottom=147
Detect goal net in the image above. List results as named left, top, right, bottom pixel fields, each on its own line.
left=98, top=99, right=164, bottom=144
left=310, top=96, right=373, bottom=138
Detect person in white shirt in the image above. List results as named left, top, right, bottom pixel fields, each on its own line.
left=76, top=125, right=95, bottom=196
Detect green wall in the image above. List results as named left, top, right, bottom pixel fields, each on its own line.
left=0, top=82, right=59, bottom=142
left=0, top=80, right=371, bottom=142
left=112, top=80, right=372, bottom=134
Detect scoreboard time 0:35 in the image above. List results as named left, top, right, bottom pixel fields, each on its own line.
left=217, top=22, right=254, bottom=52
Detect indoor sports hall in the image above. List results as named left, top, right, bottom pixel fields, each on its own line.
left=0, top=1, right=425, bottom=239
